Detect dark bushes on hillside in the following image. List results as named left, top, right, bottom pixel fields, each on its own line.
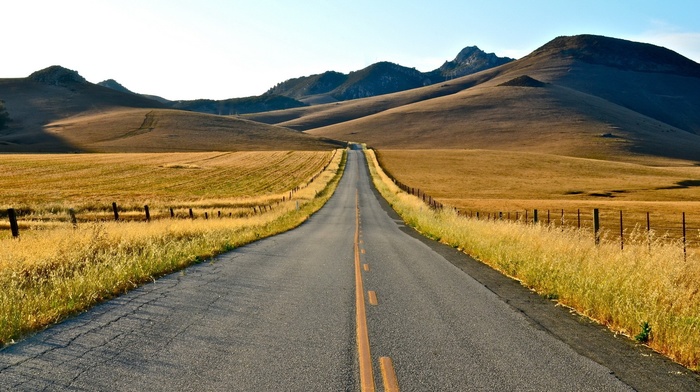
left=0, top=100, right=9, bottom=129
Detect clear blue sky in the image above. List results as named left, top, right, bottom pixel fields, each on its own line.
left=3, top=0, right=699, bottom=100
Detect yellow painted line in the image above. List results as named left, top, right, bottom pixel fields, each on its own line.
left=355, top=191, right=375, bottom=392
left=368, top=291, right=378, bottom=306
left=363, top=264, right=370, bottom=272
left=380, top=357, right=400, bottom=392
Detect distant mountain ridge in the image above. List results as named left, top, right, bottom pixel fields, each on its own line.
left=97, top=79, right=308, bottom=115
left=170, top=95, right=308, bottom=116
left=266, top=46, right=514, bottom=102
left=97, top=45, right=513, bottom=113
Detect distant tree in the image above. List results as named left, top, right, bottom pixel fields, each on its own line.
left=0, top=100, right=9, bottom=129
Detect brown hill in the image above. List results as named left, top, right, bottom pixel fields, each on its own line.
left=297, top=35, right=700, bottom=162
left=243, top=68, right=504, bottom=130
left=0, top=66, right=338, bottom=152
left=42, top=109, right=339, bottom=152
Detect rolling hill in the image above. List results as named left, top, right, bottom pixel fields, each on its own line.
left=286, top=34, right=700, bottom=162
left=0, top=66, right=339, bottom=152
left=42, top=108, right=339, bottom=152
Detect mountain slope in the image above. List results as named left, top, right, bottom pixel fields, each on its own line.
left=171, top=95, right=308, bottom=115
left=97, top=79, right=308, bottom=114
left=0, top=66, right=338, bottom=152
left=302, top=35, right=700, bottom=162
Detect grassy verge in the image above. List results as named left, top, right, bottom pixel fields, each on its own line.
left=365, top=148, right=700, bottom=371
left=0, top=150, right=346, bottom=346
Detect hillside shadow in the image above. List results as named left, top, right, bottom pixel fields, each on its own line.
left=656, top=180, right=700, bottom=190
left=0, top=125, right=86, bottom=153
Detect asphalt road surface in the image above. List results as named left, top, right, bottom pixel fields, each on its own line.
left=1, top=148, right=698, bottom=391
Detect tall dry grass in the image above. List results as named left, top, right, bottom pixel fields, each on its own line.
left=365, top=148, right=700, bottom=371
left=0, top=150, right=346, bottom=345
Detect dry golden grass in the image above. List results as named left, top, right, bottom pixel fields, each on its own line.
left=377, top=149, right=700, bottom=245
left=0, top=150, right=345, bottom=344
left=0, top=150, right=335, bottom=231
left=44, top=108, right=339, bottom=152
left=365, top=148, right=700, bottom=371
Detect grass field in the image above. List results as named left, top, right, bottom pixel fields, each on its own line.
left=376, top=149, right=700, bottom=246
left=0, top=149, right=345, bottom=345
left=366, top=148, right=700, bottom=370
left=0, top=151, right=336, bottom=234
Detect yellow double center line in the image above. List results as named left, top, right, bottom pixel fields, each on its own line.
left=355, top=191, right=375, bottom=391
left=355, top=190, right=400, bottom=392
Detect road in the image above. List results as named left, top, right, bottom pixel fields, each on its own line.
left=0, top=148, right=697, bottom=391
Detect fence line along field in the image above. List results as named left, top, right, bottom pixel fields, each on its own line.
left=376, top=149, right=700, bottom=245
left=0, top=151, right=335, bottom=233
left=0, top=149, right=345, bottom=345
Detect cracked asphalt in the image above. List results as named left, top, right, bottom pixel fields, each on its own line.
left=0, top=148, right=698, bottom=391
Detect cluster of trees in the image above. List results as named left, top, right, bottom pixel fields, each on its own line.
left=0, top=100, right=9, bottom=129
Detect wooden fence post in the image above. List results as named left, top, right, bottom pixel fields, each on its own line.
left=205, top=212, right=208, bottom=220
left=170, top=208, right=175, bottom=218
left=594, top=208, right=600, bottom=245
left=683, top=212, right=687, bottom=261
left=533, top=209, right=538, bottom=224
left=189, top=208, right=194, bottom=219
left=69, top=209, right=77, bottom=228
left=144, top=205, right=151, bottom=222
left=112, top=202, right=119, bottom=221
left=7, top=208, right=19, bottom=238
left=577, top=209, right=581, bottom=230
left=646, top=212, right=651, bottom=252
left=620, top=210, right=624, bottom=250
left=561, top=209, right=564, bottom=228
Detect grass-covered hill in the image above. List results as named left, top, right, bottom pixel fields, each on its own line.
left=0, top=66, right=338, bottom=152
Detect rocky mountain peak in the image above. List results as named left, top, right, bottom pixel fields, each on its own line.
left=435, top=46, right=514, bottom=80
left=97, top=79, right=133, bottom=94
left=28, top=66, right=87, bottom=85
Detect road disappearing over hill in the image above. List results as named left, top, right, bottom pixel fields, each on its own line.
left=0, top=147, right=696, bottom=391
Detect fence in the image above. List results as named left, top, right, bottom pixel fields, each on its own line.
left=382, top=172, right=699, bottom=255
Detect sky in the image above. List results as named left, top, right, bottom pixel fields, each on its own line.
left=2, top=0, right=700, bottom=101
